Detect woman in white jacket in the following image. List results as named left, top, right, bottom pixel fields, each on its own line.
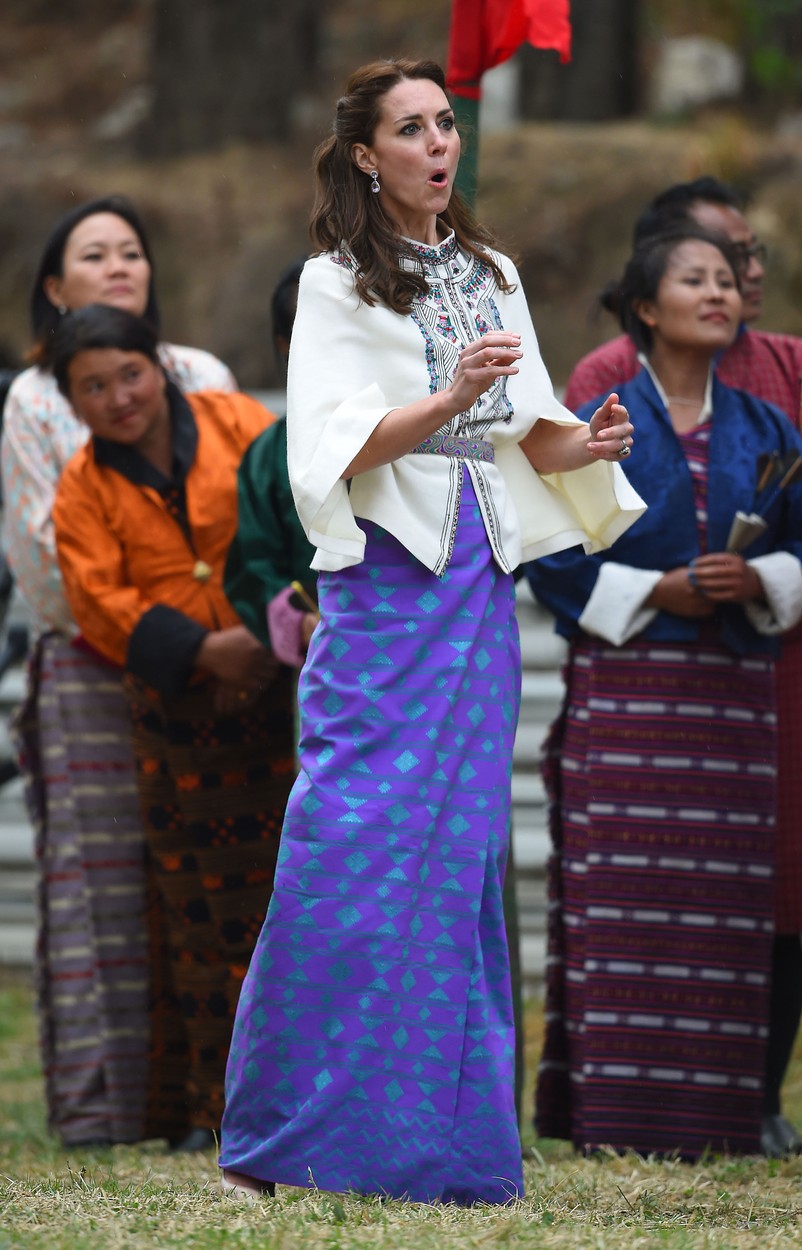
left=220, top=57, right=641, bottom=1205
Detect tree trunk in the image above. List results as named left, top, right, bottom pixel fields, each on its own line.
left=139, top=0, right=320, bottom=157
left=518, top=0, right=638, bottom=121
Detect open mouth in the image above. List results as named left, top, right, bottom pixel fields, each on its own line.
left=430, top=172, right=447, bottom=186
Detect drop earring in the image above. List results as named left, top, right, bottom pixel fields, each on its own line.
left=58, top=304, right=67, bottom=315
left=370, top=170, right=380, bottom=194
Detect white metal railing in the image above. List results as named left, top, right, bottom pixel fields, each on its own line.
left=0, top=588, right=566, bottom=992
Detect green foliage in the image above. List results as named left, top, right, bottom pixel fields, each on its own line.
left=737, top=0, right=802, bottom=97
left=647, top=0, right=802, bottom=105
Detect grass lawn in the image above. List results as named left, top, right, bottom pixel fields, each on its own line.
left=2, top=967, right=802, bottom=1248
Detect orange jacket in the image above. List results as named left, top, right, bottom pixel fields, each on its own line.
left=54, top=388, right=273, bottom=686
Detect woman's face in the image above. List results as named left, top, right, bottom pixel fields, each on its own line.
left=67, top=348, right=168, bottom=447
left=351, top=77, right=460, bottom=241
left=44, top=213, right=151, bottom=317
left=636, top=239, right=742, bottom=356
left=691, top=201, right=764, bottom=323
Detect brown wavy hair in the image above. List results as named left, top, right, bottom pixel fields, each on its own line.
left=310, top=58, right=513, bottom=313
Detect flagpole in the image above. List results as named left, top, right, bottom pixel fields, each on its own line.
left=446, top=0, right=573, bottom=1132
left=453, top=95, right=479, bottom=208
left=447, top=0, right=573, bottom=211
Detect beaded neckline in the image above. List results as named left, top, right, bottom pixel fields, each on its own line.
left=402, top=232, right=459, bottom=266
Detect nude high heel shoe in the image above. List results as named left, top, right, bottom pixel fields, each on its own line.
left=220, top=1169, right=275, bottom=1201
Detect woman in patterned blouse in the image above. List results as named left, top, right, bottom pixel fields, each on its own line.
left=1, top=195, right=235, bottom=1149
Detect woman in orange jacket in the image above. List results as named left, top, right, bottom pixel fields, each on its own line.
left=51, top=303, right=296, bottom=1149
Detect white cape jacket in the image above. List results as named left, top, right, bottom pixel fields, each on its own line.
left=287, top=242, right=645, bottom=576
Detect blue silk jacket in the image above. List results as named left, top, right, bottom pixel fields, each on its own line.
left=525, top=368, right=802, bottom=657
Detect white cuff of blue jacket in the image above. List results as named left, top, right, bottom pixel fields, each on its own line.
left=578, top=562, right=663, bottom=646
left=744, top=551, right=802, bottom=634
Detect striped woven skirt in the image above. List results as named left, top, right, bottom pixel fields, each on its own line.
left=536, top=635, right=776, bottom=1158
left=13, top=634, right=150, bottom=1145
left=221, top=472, right=523, bottom=1204
left=774, top=629, right=802, bottom=932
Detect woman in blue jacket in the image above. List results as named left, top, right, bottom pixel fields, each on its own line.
left=528, top=225, right=802, bottom=1160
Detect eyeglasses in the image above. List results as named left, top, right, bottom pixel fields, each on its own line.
left=731, top=240, right=768, bottom=269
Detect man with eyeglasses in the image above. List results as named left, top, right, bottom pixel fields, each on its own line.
left=560, top=176, right=802, bottom=1160
left=564, top=176, right=801, bottom=421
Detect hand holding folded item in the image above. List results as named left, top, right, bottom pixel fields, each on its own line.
left=727, top=451, right=802, bottom=552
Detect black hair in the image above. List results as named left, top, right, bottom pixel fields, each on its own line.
left=30, top=195, right=160, bottom=367
left=617, top=226, right=742, bottom=355
left=270, top=256, right=306, bottom=345
left=632, top=176, right=744, bottom=246
left=50, top=304, right=161, bottom=399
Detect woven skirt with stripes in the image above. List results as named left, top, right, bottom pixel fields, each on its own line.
left=221, top=471, right=523, bottom=1204
left=126, top=671, right=296, bottom=1137
left=535, top=635, right=776, bottom=1158
left=774, top=629, right=802, bottom=933
left=13, top=633, right=150, bottom=1145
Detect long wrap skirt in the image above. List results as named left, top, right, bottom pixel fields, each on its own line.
left=221, top=473, right=523, bottom=1204
left=774, top=629, right=802, bottom=933
left=15, top=633, right=296, bottom=1144
left=126, top=672, right=296, bottom=1136
left=14, top=635, right=150, bottom=1144
left=536, top=635, right=776, bottom=1158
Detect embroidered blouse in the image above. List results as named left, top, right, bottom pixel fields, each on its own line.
left=286, top=235, right=644, bottom=578
left=2, top=344, right=236, bottom=637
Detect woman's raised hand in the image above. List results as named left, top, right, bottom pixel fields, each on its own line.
left=586, top=393, right=634, bottom=461
left=446, top=332, right=523, bottom=415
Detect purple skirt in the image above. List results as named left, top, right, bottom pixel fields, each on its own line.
left=221, top=472, right=523, bottom=1203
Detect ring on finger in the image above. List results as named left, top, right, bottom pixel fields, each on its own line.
left=618, top=438, right=631, bottom=459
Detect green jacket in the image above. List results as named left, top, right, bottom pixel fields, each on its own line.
left=224, top=416, right=316, bottom=649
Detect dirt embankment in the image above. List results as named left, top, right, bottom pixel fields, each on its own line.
left=2, top=1, right=802, bottom=388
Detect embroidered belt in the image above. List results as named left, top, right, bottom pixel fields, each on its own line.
left=411, top=434, right=495, bottom=463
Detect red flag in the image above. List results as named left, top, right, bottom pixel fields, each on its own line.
left=447, top=0, right=572, bottom=100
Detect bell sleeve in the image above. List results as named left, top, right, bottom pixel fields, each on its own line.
left=496, top=257, right=646, bottom=556
left=286, top=256, right=400, bottom=569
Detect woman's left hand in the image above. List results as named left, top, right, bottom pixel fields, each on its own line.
left=586, top=393, right=634, bottom=462
left=690, top=552, right=764, bottom=603
left=520, top=391, right=634, bottom=474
